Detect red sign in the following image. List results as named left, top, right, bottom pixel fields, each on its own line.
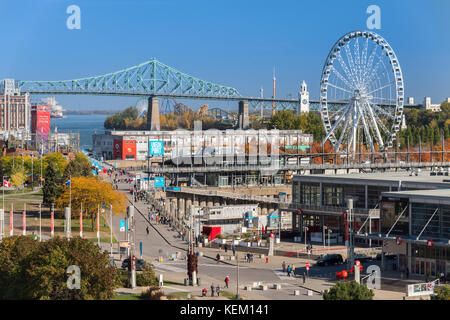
left=297, top=209, right=303, bottom=215
left=426, top=239, right=434, bottom=248
left=305, top=262, right=310, bottom=267
left=50, top=211, right=54, bottom=233
left=396, top=236, right=402, bottom=246
left=270, top=233, right=275, bottom=239
left=342, top=212, right=347, bottom=220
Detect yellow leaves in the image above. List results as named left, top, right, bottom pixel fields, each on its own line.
left=56, top=177, right=127, bottom=218
left=10, top=170, right=25, bottom=187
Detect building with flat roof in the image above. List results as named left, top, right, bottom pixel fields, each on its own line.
left=291, top=171, right=450, bottom=244
left=291, top=170, right=450, bottom=278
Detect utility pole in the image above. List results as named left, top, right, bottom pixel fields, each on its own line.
left=39, top=203, right=42, bottom=242
left=110, top=204, right=113, bottom=256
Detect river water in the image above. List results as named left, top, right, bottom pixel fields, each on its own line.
left=51, top=114, right=108, bottom=150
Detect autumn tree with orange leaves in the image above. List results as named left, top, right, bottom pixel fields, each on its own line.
left=56, top=177, right=127, bottom=231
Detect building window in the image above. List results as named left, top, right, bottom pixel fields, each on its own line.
left=322, top=184, right=343, bottom=206
left=300, top=182, right=320, bottom=206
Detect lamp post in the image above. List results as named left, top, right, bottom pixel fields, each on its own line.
left=236, top=252, right=240, bottom=300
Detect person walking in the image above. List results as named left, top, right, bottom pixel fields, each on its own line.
left=287, top=265, right=291, bottom=277
left=303, top=272, right=306, bottom=284
left=282, top=261, right=286, bottom=273
left=146, top=226, right=149, bottom=235
left=216, top=253, right=221, bottom=263
left=406, top=267, right=409, bottom=279
left=225, top=275, right=230, bottom=288
left=292, top=264, right=296, bottom=276
left=232, top=245, right=236, bottom=256
left=224, top=245, right=228, bottom=253
left=210, top=284, right=215, bottom=297
left=216, top=286, right=220, bottom=297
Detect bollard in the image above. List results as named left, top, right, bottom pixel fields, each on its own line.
left=307, top=290, right=313, bottom=296
left=245, top=286, right=252, bottom=291
left=260, top=285, right=268, bottom=291
left=274, top=283, right=281, bottom=290
left=294, top=290, right=300, bottom=296
left=266, top=257, right=269, bottom=263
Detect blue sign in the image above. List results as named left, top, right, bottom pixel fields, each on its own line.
left=155, top=177, right=165, bottom=188
left=149, top=140, right=164, bottom=155
left=120, top=220, right=125, bottom=232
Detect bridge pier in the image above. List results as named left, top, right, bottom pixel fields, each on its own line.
left=147, top=97, right=160, bottom=131
left=238, top=100, right=249, bottom=130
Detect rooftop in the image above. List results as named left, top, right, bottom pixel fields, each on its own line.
left=382, top=188, right=450, bottom=203
left=294, top=170, right=450, bottom=188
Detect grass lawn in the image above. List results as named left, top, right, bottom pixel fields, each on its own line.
left=112, top=293, right=142, bottom=300
left=163, top=280, right=184, bottom=286
left=166, top=291, right=194, bottom=300
left=221, top=290, right=243, bottom=300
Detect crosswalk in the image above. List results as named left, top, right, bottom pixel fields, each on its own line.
left=152, top=261, right=246, bottom=273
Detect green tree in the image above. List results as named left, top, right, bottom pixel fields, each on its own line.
left=323, top=281, right=374, bottom=300
left=0, top=236, right=117, bottom=300
left=431, top=285, right=450, bottom=300
left=42, top=161, right=61, bottom=208
left=63, top=153, right=93, bottom=181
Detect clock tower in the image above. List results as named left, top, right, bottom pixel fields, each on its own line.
left=299, top=80, right=310, bottom=114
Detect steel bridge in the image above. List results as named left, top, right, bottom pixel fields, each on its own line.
left=13, top=58, right=421, bottom=130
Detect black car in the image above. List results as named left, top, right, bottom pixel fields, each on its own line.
left=316, top=254, right=344, bottom=266
left=122, top=258, right=146, bottom=271
left=346, top=254, right=372, bottom=264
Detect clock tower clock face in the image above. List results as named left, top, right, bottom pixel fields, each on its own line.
left=302, top=99, right=307, bottom=105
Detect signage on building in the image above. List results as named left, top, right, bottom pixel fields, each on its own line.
left=149, top=140, right=164, bottom=155
left=396, top=236, right=402, bottom=246
left=297, top=209, right=303, bottom=215
left=426, top=239, right=434, bottom=248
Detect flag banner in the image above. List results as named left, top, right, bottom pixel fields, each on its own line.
left=80, top=211, right=83, bottom=237
left=9, top=210, right=13, bottom=236
left=65, top=179, right=71, bottom=186
left=50, top=211, right=54, bottom=237
left=96, top=211, right=100, bottom=239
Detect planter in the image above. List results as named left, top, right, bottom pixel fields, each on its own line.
left=232, top=240, right=240, bottom=245
left=214, top=238, right=226, bottom=244
left=251, top=241, right=261, bottom=247
left=239, top=241, right=250, bottom=247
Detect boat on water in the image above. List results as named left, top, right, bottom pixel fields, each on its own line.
left=41, top=96, right=65, bottom=118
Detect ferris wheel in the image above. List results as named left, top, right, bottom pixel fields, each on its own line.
left=320, top=31, right=404, bottom=154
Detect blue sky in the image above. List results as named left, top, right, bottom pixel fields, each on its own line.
left=0, top=0, right=449, bottom=111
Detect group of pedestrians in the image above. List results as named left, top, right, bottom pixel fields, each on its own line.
left=202, top=275, right=229, bottom=298
left=281, top=261, right=296, bottom=277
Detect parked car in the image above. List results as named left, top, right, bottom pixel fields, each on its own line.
left=122, top=258, right=146, bottom=271
left=345, top=254, right=372, bottom=264
left=316, top=254, right=344, bottom=266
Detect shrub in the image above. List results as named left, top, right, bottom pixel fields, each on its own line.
left=323, top=280, right=374, bottom=300
left=136, top=264, right=159, bottom=287
left=141, top=286, right=164, bottom=300
left=431, top=285, right=450, bottom=300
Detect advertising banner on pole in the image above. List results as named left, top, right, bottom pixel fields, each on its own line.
left=9, top=210, right=13, bottom=236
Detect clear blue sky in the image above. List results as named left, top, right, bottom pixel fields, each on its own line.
left=0, top=0, right=449, bottom=111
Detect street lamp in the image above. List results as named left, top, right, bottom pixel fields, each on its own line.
left=236, top=253, right=240, bottom=300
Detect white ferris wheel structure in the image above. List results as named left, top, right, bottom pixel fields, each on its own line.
left=320, top=30, right=404, bottom=155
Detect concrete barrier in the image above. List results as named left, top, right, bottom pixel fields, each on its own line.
left=294, top=290, right=300, bottom=296
left=259, top=254, right=265, bottom=259
left=245, top=286, right=252, bottom=291
left=307, top=290, right=313, bottom=296
left=260, top=285, right=268, bottom=291
left=230, top=256, right=235, bottom=261
left=252, top=282, right=258, bottom=287
left=274, top=284, right=281, bottom=290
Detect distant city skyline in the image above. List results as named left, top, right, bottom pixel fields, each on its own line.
left=1, top=0, right=449, bottom=111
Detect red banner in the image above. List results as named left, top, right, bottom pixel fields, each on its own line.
left=50, top=211, right=54, bottom=234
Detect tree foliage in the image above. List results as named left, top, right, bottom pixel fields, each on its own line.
left=0, top=236, right=117, bottom=300
left=269, top=110, right=325, bottom=141
left=43, top=161, right=61, bottom=208
left=63, top=152, right=93, bottom=180
left=431, top=285, right=450, bottom=300
left=56, top=176, right=127, bottom=229
left=323, top=280, right=374, bottom=300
